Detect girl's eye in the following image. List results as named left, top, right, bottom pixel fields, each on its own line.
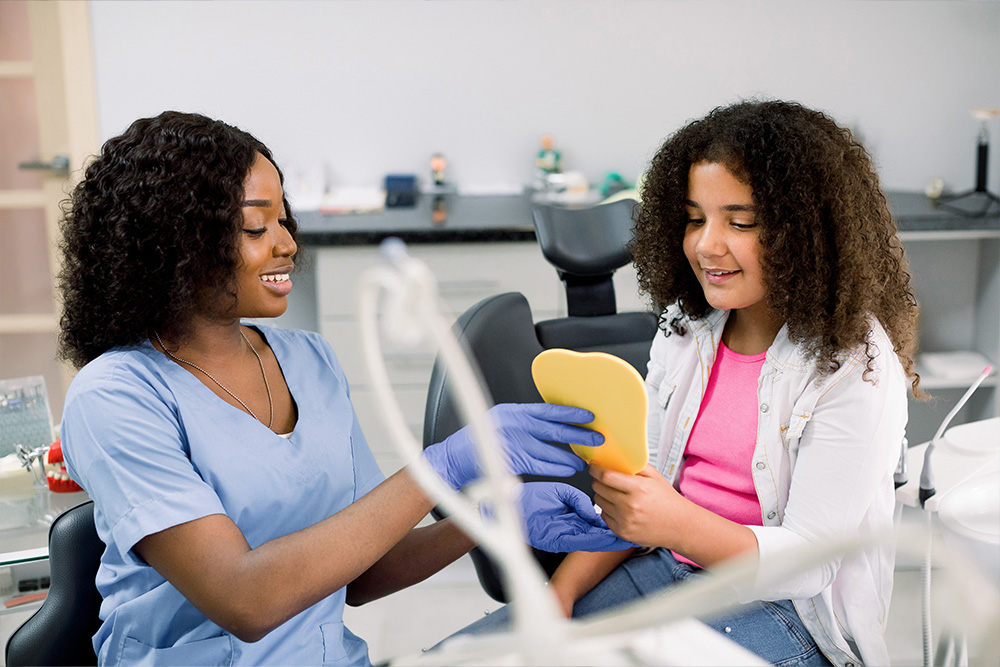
left=731, top=221, right=757, bottom=230
left=242, top=227, right=267, bottom=238
left=686, top=218, right=705, bottom=226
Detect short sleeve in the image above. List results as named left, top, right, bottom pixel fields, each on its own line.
left=62, top=359, right=226, bottom=560
left=350, top=413, right=385, bottom=500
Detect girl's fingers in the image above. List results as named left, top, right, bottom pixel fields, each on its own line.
left=589, top=464, right=633, bottom=491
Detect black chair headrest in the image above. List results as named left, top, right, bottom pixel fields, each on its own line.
left=531, top=198, right=637, bottom=277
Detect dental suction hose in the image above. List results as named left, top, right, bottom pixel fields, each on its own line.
left=357, top=238, right=568, bottom=658
left=916, top=365, right=991, bottom=667
left=917, top=365, right=993, bottom=508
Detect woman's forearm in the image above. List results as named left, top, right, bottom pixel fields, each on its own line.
left=346, top=517, right=475, bottom=606
left=136, top=465, right=436, bottom=642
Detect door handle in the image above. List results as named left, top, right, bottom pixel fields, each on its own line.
left=18, top=155, right=70, bottom=176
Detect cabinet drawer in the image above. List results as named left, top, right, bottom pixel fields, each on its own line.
left=614, top=263, right=650, bottom=313
left=351, top=386, right=428, bottom=476
left=316, top=242, right=564, bottom=319
left=322, top=318, right=437, bottom=388
left=323, top=306, right=562, bottom=389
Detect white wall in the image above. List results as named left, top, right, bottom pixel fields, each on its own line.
left=89, top=0, right=1000, bottom=195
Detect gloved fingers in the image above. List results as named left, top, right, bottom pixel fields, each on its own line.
left=528, top=522, right=637, bottom=553
left=548, top=532, right=636, bottom=552
left=496, top=402, right=595, bottom=425
left=549, top=483, right=602, bottom=524
left=520, top=418, right=605, bottom=449
left=511, top=444, right=587, bottom=475
left=523, top=460, right=587, bottom=477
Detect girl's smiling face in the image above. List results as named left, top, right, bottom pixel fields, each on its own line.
left=682, top=161, right=769, bottom=320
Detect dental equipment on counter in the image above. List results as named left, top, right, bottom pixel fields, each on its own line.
left=918, top=366, right=993, bottom=508
left=895, top=366, right=998, bottom=667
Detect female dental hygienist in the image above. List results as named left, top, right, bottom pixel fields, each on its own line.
left=57, top=111, right=626, bottom=667
left=454, top=100, right=923, bottom=667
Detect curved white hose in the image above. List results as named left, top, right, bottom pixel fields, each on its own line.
left=356, top=240, right=567, bottom=658
left=923, top=510, right=934, bottom=667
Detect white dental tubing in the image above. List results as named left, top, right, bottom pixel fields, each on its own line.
left=357, top=238, right=568, bottom=662
left=918, top=365, right=993, bottom=507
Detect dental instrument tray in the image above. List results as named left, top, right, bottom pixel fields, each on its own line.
left=531, top=349, right=648, bottom=474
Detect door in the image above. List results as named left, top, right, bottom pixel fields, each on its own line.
left=0, top=0, right=99, bottom=431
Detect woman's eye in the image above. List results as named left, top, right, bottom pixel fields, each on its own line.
left=731, top=221, right=756, bottom=230
left=278, top=219, right=290, bottom=228
left=686, top=218, right=705, bottom=226
left=242, top=227, right=267, bottom=238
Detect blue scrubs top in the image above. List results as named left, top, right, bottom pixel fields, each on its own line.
left=61, top=325, right=385, bottom=666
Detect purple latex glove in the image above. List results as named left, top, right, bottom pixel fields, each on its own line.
left=520, top=482, right=636, bottom=553
left=423, top=403, right=603, bottom=490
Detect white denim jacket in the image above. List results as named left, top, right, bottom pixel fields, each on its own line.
left=647, top=307, right=907, bottom=667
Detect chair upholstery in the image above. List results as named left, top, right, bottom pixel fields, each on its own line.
left=422, top=199, right=659, bottom=602
left=533, top=198, right=637, bottom=316
left=5, top=501, right=102, bottom=667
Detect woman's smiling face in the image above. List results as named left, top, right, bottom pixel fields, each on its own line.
left=230, top=152, right=297, bottom=319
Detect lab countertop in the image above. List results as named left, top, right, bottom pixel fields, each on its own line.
left=295, top=193, right=537, bottom=245
left=1, top=491, right=89, bottom=564
left=294, top=190, right=1000, bottom=246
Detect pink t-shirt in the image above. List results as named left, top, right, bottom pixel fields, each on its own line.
left=674, top=340, right=765, bottom=567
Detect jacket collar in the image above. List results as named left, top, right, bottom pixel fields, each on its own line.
left=683, top=308, right=806, bottom=370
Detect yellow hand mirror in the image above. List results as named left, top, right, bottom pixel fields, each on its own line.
left=531, top=348, right=648, bottom=474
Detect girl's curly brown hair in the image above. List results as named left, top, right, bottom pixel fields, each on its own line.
left=633, top=100, right=920, bottom=393
left=58, top=111, right=298, bottom=368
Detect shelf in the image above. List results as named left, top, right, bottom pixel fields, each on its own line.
left=915, top=351, right=996, bottom=390
left=917, top=374, right=998, bottom=391
left=0, top=548, right=47, bottom=569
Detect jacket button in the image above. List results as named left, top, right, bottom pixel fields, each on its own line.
left=760, top=403, right=769, bottom=413
left=755, top=461, right=766, bottom=470
left=767, top=511, right=776, bottom=519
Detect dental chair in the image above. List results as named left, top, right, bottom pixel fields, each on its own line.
left=5, top=501, right=102, bottom=666
left=422, top=198, right=660, bottom=602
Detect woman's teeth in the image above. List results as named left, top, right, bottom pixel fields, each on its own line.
left=261, top=274, right=289, bottom=283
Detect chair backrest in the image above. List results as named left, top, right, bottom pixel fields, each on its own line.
left=423, top=198, right=659, bottom=602
left=5, top=500, right=102, bottom=667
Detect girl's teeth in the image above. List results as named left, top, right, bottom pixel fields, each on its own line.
left=262, top=274, right=289, bottom=283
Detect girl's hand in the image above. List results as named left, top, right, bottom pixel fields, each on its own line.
left=591, top=463, right=687, bottom=548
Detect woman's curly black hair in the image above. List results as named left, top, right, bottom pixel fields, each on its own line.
left=58, top=111, right=298, bottom=368
left=633, top=100, right=920, bottom=393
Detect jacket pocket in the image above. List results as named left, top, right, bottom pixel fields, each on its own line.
left=320, top=621, right=349, bottom=665
left=780, top=412, right=812, bottom=453
left=117, top=634, right=234, bottom=666
left=656, top=378, right=676, bottom=409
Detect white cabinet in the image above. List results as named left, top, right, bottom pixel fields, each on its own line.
left=900, top=230, right=999, bottom=445
left=314, top=241, right=648, bottom=475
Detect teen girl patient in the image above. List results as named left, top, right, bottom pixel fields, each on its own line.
left=455, top=100, right=921, bottom=667
left=57, top=111, right=624, bottom=666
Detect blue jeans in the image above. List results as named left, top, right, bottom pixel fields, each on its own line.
left=449, top=549, right=831, bottom=667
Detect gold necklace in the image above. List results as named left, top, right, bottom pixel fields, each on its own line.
left=154, top=329, right=273, bottom=429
